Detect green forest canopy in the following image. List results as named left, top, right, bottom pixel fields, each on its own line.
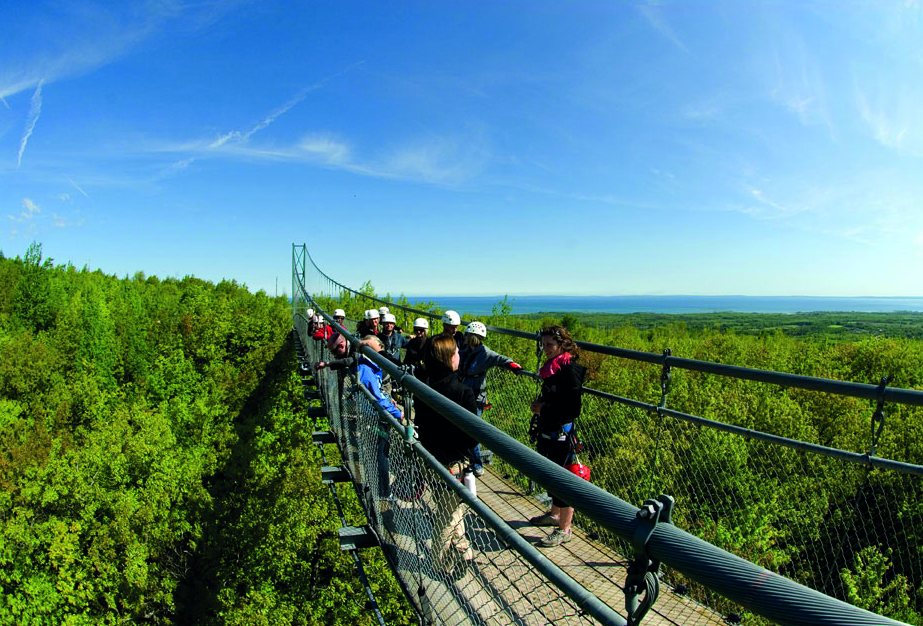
left=0, top=245, right=412, bottom=625
left=3, top=247, right=922, bottom=624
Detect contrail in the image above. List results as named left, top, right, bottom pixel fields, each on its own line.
left=210, top=61, right=366, bottom=149
left=17, top=80, right=44, bottom=168
left=66, top=176, right=90, bottom=198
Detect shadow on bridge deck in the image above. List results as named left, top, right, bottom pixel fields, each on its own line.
left=476, top=468, right=723, bottom=626
left=379, top=465, right=724, bottom=626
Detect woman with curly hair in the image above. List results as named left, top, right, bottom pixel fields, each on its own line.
left=529, top=325, right=586, bottom=547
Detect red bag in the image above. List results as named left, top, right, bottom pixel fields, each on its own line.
left=567, top=456, right=591, bottom=482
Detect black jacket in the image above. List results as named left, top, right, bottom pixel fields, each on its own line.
left=403, top=335, right=428, bottom=368
left=416, top=363, right=477, bottom=467
left=537, top=359, right=586, bottom=432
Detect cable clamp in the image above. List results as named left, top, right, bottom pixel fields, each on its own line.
left=658, top=349, right=672, bottom=409
left=625, top=494, right=673, bottom=626
left=869, top=375, right=890, bottom=457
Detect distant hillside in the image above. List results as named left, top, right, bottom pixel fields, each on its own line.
left=517, top=310, right=923, bottom=340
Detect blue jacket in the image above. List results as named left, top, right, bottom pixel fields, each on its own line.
left=357, top=357, right=402, bottom=420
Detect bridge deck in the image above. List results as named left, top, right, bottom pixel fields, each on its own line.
left=474, top=467, right=725, bottom=626
left=381, top=465, right=727, bottom=625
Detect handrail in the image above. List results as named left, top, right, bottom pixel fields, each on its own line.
left=307, top=301, right=907, bottom=626
left=296, top=244, right=923, bottom=409
left=297, top=248, right=923, bottom=476
left=350, top=368, right=628, bottom=626
left=578, top=386, right=923, bottom=476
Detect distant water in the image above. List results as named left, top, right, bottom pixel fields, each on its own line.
left=406, top=295, right=923, bottom=316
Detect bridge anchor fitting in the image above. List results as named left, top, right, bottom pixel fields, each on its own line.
left=625, top=494, right=674, bottom=626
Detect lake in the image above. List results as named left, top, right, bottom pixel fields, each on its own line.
left=405, top=295, right=923, bottom=316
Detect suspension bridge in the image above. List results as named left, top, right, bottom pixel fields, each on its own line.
left=291, top=244, right=922, bottom=626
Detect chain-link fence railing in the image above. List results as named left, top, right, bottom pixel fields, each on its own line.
left=293, top=243, right=922, bottom=626
left=297, top=321, right=626, bottom=626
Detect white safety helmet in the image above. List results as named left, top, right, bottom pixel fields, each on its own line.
left=382, top=313, right=396, bottom=324
left=465, top=321, right=487, bottom=338
left=307, top=308, right=315, bottom=318
left=364, top=309, right=380, bottom=320
left=313, top=314, right=324, bottom=324
left=378, top=306, right=389, bottom=316
left=441, top=310, right=461, bottom=326
left=333, top=308, right=346, bottom=318
left=413, top=317, right=430, bottom=330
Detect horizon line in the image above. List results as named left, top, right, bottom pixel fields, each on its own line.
left=398, top=294, right=923, bottom=299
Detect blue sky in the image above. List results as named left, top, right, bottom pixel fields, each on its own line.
left=2, top=1, right=922, bottom=297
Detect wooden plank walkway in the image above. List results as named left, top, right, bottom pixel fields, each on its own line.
left=474, top=467, right=726, bottom=626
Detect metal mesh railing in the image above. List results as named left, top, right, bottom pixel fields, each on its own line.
left=483, top=364, right=923, bottom=622
left=293, top=243, right=922, bottom=625
left=297, top=325, right=620, bottom=626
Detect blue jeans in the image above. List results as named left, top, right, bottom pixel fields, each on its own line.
left=468, top=405, right=485, bottom=470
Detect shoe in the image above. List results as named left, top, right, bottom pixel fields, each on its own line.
left=529, top=512, right=558, bottom=527
left=539, top=529, right=572, bottom=547
left=473, top=466, right=485, bottom=477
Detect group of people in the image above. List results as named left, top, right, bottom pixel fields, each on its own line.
left=313, top=305, right=585, bottom=551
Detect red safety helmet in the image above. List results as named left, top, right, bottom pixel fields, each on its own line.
left=567, top=461, right=591, bottom=482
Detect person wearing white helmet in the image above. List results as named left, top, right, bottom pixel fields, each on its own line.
left=357, top=308, right=381, bottom=338
left=441, top=309, right=460, bottom=332
left=378, top=306, right=389, bottom=317
left=312, top=313, right=333, bottom=341
left=379, top=312, right=408, bottom=363
left=403, top=317, right=430, bottom=369
left=305, top=308, right=316, bottom=335
left=333, top=309, right=347, bottom=326
left=439, top=310, right=466, bottom=353
left=459, top=321, right=523, bottom=476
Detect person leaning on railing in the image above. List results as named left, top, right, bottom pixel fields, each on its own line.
left=459, top=321, right=522, bottom=476
left=357, top=335, right=403, bottom=501
left=529, top=325, right=587, bottom=548
left=416, top=334, right=478, bottom=561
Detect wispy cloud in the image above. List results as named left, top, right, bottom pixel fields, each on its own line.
left=638, top=2, right=688, bottom=53
left=206, top=62, right=366, bottom=152
left=7, top=198, right=41, bottom=237
left=853, top=81, right=921, bottom=155
left=298, top=134, right=351, bottom=164
left=210, top=91, right=308, bottom=149
left=151, top=62, right=484, bottom=187
left=17, top=81, right=43, bottom=167
left=0, top=3, right=252, bottom=102
left=770, top=54, right=831, bottom=132
left=21, top=198, right=40, bottom=219
left=7, top=196, right=84, bottom=236
left=372, top=135, right=487, bottom=185
left=727, top=171, right=923, bottom=249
